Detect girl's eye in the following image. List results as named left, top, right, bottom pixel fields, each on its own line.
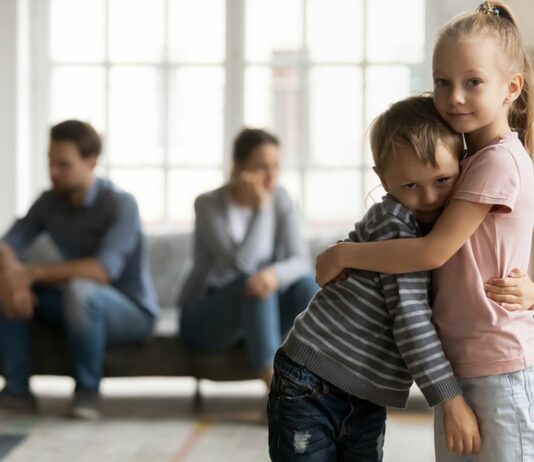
left=402, top=183, right=417, bottom=190
left=467, top=78, right=482, bottom=87
left=434, top=79, right=448, bottom=87
left=435, top=177, right=450, bottom=184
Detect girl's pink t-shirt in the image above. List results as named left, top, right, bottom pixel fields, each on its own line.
left=432, top=132, right=534, bottom=378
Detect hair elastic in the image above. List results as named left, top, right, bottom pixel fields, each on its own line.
left=476, top=2, right=501, bottom=17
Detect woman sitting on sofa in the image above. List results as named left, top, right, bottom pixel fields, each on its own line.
left=178, top=128, right=318, bottom=387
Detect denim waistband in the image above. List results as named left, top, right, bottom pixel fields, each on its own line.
left=275, top=348, right=347, bottom=395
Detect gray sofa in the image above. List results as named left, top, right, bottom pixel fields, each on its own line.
left=17, top=232, right=333, bottom=390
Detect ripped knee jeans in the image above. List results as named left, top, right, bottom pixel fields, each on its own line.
left=268, top=349, right=386, bottom=462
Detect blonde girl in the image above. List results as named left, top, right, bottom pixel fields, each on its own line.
left=316, top=2, right=534, bottom=461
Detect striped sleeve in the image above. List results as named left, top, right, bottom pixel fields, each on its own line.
left=373, top=212, right=462, bottom=407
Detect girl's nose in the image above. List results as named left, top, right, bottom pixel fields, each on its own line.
left=449, top=86, right=465, bottom=105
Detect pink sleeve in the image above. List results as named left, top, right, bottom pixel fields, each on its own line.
left=453, top=146, right=520, bottom=213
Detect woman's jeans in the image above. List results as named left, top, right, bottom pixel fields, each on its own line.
left=0, top=279, right=155, bottom=394
left=268, top=350, right=386, bottom=462
left=180, top=275, right=318, bottom=372
left=434, top=365, right=534, bottom=462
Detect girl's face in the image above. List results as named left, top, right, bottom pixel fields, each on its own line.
left=432, top=37, right=519, bottom=151
left=234, top=142, right=280, bottom=192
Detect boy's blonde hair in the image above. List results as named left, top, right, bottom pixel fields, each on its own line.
left=435, top=1, right=534, bottom=155
left=370, top=95, right=462, bottom=174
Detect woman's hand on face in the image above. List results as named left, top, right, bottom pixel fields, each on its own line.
left=315, top=243, right=346, bottom=288
left=485, top=268, right=534, bottom=311
left=246, top=267, right=279, bottom=299
left=229, top=171, right=269, bottom=209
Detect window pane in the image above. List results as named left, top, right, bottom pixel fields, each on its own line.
left=279, top=170, right=302, bottom=213
left=246, top=0, right=302, bottom=62
left=51, top=66, right=106, bottom=132
left=364, top=168, right=386, bottom=209
left=50, top=0, right=105, bottom=62
left=307, top=0, right=363, bottom=63
left=245, top=66, right=300, bottom=165
left=109, top=168, right=164, bottom=223
left=109, top=67, right=163, bottom=165
left=310, top=67, right=362, bottom=167
left=305, top=171, right=362, bottom=224
left=364, top=65, right=411, bottom=165
left=109, top=0, right=164, bottom=62
left=168, top=67, right=224, bottom=167
left=367, top=0, right=424, bottom=63
left=168, top=169, right=223, bottom=223
left=168, top=0, right=225, bottom=63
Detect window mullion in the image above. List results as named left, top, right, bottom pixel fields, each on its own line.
left=224, top=0, right=245, bottom=180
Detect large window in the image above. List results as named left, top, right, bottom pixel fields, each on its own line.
left=44, top=0, right=425, bottom=226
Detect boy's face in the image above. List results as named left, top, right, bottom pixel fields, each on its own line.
left=378, top=141, right=460, bottom=224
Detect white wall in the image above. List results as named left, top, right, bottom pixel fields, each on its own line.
left=0, top=0, right=18, bottom=232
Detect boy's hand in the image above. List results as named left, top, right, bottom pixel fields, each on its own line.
left=315, top=244, right=345, bottom=287
left=485, top=268, right=534, bottom=311
left=441, top=396, right=481, bottom=455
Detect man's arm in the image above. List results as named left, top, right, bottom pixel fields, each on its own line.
left=26, top=258, right=109, bottom=285
left=0, top=243, right=34, bottom=318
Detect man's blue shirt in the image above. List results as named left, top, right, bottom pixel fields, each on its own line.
left=2, top=176, right=159, bottom=316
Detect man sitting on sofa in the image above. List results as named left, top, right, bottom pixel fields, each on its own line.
left=0, top=120, right=158, bottom=419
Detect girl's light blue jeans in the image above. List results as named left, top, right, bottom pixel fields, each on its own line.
left=434, top=365, right=534, bottom=462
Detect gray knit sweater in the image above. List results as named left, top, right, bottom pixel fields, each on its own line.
left=283, top=195, right=462, bottom=408
left=178, top=184, right=312, bottom=306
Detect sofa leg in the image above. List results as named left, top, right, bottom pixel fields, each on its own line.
left=193, top=378, right=202, bottom=412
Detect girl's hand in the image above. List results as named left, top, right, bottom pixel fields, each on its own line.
left=315, top=243, right=346, bottom=287
left=485, top=268, right=534, bottom=311
left=441, top=396, right=481, bottom=456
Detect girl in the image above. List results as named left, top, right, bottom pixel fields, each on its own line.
left=316, top=2, right=534, bottom=461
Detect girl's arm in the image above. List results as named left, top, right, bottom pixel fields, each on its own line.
left=485, top=269, right=534, bottom=311
left=316, top=199, right=492, bottom=286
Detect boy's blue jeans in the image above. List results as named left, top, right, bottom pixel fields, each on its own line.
left=0, top=279, right=154, bottom=394
left=268, top=349, right=386, bottom=462
left=180, top=275, right=318, bottom=373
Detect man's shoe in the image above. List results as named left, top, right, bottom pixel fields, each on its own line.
left=71, top=390, right=100, bottom=420
left=0, top=389, right=37, bottom=413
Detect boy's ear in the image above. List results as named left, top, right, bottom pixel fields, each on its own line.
left=373, top=166, right=390, bottom=192
left=506, top=73, right=524, bottom=103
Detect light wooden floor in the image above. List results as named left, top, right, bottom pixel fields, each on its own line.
left=0, top=377, right=436, bottom=462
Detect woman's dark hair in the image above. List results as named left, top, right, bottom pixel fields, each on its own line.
left=50, top=120, right=102, bottom=159
left=232, top=128, right=279, bottom=164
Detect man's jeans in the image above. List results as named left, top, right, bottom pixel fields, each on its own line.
left=0, top=279, right=154, bottom=394
left=180, top=275, right=318, bottom=372
left=268, top=350, right=386, bottom=462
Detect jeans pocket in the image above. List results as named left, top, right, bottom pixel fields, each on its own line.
left=275, top=372, right=318, bottom=401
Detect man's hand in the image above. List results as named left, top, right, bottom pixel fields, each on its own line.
left=485, top=268, right=534, bottom=311
left=441, top=395, right=481, bottom=455
left=0, top=263, right=35, bottom=319
left=315, top=243, right=346, bottom=287
left=245, top=267, right=279, bottom=299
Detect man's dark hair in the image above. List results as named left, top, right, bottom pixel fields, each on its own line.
left=232, top=128, right=279, bottom=165
left=50, top=120, right=102, bottom=159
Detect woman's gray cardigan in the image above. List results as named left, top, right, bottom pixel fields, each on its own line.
left=178, top=184, right=312, bottom=306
